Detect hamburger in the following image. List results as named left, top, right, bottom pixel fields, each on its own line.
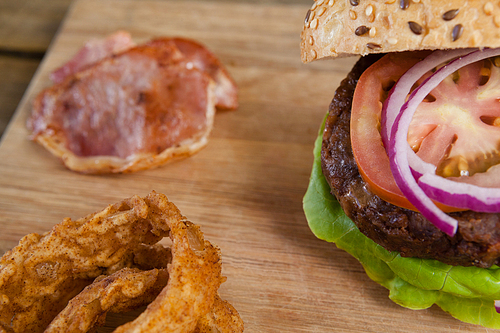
left=301, top=0, right=500, bottom=328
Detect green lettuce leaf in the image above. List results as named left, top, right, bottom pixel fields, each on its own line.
left=302, top=119, right=500, bottom=328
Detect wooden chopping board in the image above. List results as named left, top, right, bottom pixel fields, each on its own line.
left=0, top=0, right=490, bottom=331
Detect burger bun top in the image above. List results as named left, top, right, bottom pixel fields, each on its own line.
left=301, top=0, right=500, bottom=63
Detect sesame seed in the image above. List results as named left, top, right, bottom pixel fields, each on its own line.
left=349, top=10, right=357, bottom=20
left=311, top=2, right=318, bottom=10
left=452, top=24, right=464, bottom=41
left=305, top=10, right=311, bottom=24
left=367, top=43, right=382, bottom=50
left=484, top=2, right=494, bottom=15
left=317, top=0, right=325, bottom=5
left=442, top=9, right=459, bottom=21
left=368, top=13, right=375, bottom=23
left=310, top=18, right=319, bottom=29
left=385, top=0, right=396, bottom=4
left=387, top=37, right=398, bottom=45
left=382, top=13, right=393, bottom=28
left=308, top=36, right=314, bottom=45
left=472, top=31, right=483, bottom=45
left=412, top=0, right=420, bottom=3
left=369, top=27, right=377, bottom=38
left=495, top=14, right=500, bottom=27
left=355, top=25, right=370, bottom=36
left=366, top=4, right=374, bottom=16
left=318, top=6, right=327, bottom=16
left=310, top=49, right=317, bottom=60
left=408, top=21, right=423, bottom=35
left=309, top=10, right=316, bottom=22
left=400, top=0, right=409, bottom=10
left=328, top=0, right=334, bottom=6
left=350, top=0, right=359, bottom=6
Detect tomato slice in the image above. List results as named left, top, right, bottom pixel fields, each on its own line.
left=410, top=59, right=500, bottom=182
left=351, top=51, right=472, bottom=212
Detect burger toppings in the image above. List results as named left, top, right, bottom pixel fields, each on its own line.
left=351, top=47, right=500, bottom=237
left=324, top=53, right=500, bottom=268
left=351, top=50, right=469, bottom=212
left=302, top=0, right=500, bottom=327
left=388, top=48, right=500, bottom=234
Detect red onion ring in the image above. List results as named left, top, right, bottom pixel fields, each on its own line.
left=381, top=48, right=500, bottom=313
left=381, top=49, right=472, bottom=148
left=418, top=174, right=500, bottom=212
left=387, top=48, right=500, bottom=236
left=408, top=142, right=500, bottom=212
left=389, top=125, right=458, bottom=236
left=400, top=48, right=500, bottom=209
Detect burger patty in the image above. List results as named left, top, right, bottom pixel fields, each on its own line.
left=321, top=54, right=500, bottom=268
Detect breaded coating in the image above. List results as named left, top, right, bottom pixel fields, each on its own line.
left=112, top=206, right=223, bottom=332
left=195, top=294, right=245, bottom=333
left=0, top=192, right=243, bottom=333
left=0, top=192, right=178, bottom=332
left=44, top=268, right=169, bottom=333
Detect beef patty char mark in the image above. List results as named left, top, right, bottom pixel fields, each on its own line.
left=321, top=54, right=500, bottom=268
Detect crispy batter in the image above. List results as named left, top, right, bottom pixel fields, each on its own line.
left=131, top=244, right=172, bottom=271
left=44, top=271, right=244, bottom=333
left=44, top=268, right=169, bottom=333
left=45, top=193, right=240, bottom=332
left=0, top=192, right=176, bottom=332
left=195, top=294, right=245, bottom=333
left=0, top=192, right=243, bottom=333
left=113, top=210, right=223, bottom=332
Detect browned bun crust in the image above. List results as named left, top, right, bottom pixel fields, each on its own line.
left=301, top=0, right=500, bottom=63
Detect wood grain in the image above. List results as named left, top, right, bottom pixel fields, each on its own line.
left=0, top=0, right=73, bottom=138
left=0, top=56, right=39, bottom=137
left=0, top=0, right=492, bottom=332
left=0, top=0, right=72, bottom=52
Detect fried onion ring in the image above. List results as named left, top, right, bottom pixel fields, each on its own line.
left=0, top=192, right=242, bottom=333
left=44, top=268, right=169, bottom=333
left=112, top=209, right=223, bottom=332
left=195, top=294, right=245, bottom=333
left=44, top=270, right=243, bottom=333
